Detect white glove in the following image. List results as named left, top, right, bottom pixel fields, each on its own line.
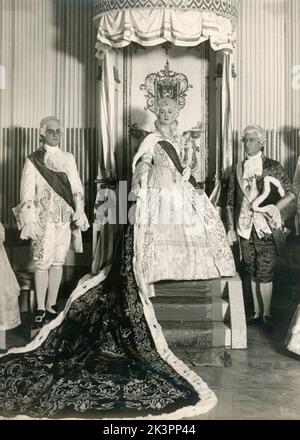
left=20, top=223, right=42, bottom=240
left=182, top=166, right=191, bottom=182
left=262, top=204, right=282, bottom=229
left=227, top=229, right=238, bottom=245
left=72, top=211, right=89, bottom=231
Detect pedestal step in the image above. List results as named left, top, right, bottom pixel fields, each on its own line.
left=152, top=297, right=229, bottom=322
left=152, top=276, right=246, bottom=350
left=161, top=321, right=231, bottom=349
left=155, top=279, right=224, bottom=298
left=172, top=347, right=232, bottom=367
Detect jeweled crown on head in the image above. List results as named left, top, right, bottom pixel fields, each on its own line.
left=140, top=60, right=192, bottom=115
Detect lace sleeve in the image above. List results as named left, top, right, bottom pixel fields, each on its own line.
left=141, top=150, right=153, bottom=165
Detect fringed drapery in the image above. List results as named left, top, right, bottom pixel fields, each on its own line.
left=94, top=8, right=237, bottom=58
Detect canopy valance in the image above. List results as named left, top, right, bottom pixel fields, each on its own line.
left=93, top=0, right=238, bottom=57
left=93, top=0, right=238, bottom=17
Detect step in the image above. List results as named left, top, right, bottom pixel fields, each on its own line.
left=155, top=279, right=223, bottom=298
left=160, top=321, right=231, bottom=349
left=172, top=347, right=232, bottom=367
left=152, top=295, right=217, bottom=305
left=151, top=297, right=229, bottom=322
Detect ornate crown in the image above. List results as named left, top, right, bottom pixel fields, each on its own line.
left=140, top=61, right=192, bottom=114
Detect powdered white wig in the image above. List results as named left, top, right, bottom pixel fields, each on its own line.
left=242, top=125, right=267, bottom=147
left=39, top=116, right=63, bottom=137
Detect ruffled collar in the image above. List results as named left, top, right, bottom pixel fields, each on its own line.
left=43, top=144, right=66, bottom=172
left=243, top=151, right=263, bottom=179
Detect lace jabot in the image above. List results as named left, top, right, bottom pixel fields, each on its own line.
left=243, top=151, right=263, bottom=180
left=44, top=144, right=67, bottom=173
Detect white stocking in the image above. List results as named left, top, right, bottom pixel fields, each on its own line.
left=260, top=281, right=273, bottom=317
left=251, top=279, right=261, bottom=317
left=35, top=270, right=48, bottom=311
left=46, top=265, right=63, bottom=312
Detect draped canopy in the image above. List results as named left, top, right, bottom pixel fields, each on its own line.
left=92, top=0, right=239, bottom=206
left=93, top=0, right=238, bottom=57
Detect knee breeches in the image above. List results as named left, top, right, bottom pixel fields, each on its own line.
left=240, top=229, right=277, bottom=283
left=31, top=222, right=71, bottom=270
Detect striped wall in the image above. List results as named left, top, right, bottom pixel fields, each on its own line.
left=0, top=0, right=99, bottom=227
left=232, top=0, right=300, bottom=178
left=1, top=0, right=300, bottom=226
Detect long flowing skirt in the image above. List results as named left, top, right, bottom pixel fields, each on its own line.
left=134, top=179, right=236, bottom=285
left=0, top=246, right=20, bottom=331
left=0, top=227, right=216, bottom=419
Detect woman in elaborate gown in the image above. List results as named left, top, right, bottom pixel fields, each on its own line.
left=0, top=98, right=235, bottom=420
left=132, top=98, right=235, bottom=299
left=0, top=222, right=21, bottom=332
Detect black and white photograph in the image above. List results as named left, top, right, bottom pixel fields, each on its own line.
left=0, top=0, right=299, bottom=423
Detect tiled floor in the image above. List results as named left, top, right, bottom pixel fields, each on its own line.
left=192, top=323, right=300, bottom=420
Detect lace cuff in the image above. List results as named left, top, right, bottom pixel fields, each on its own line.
left=141, top=152, right=153, bottom=165
left=12, top=200, right=37, bottom=230
left=20, top=223, right=41, bottom=240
